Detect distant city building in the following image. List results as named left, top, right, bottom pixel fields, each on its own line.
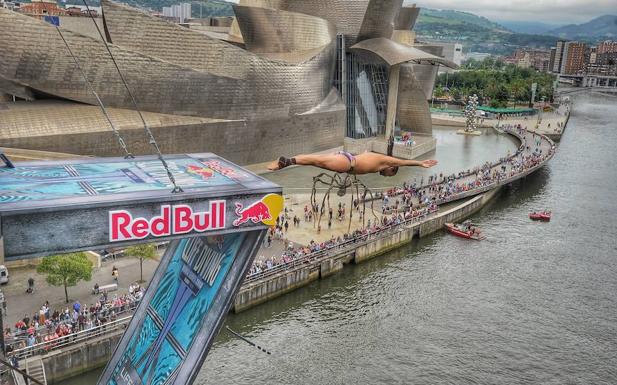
left=557, top=40, right=617, bottom=80
left=162, top=2, right=191, bottom=23
left=589, top=46, right=597, bottom=64
left=505, top=48, right=551, bottom=72
left=549, top=47, right=557, bottom=71
left=19, top=0, right=66, bottom=17
left=466, top=52, right=492, bottom=62
left=552, top=40, right=567, bottom=73
left=597, top=52, right=617, bottom=65
left=595, top=40, right=617, bottom=66
left=64, top=4, right=102, bottom=16
left=597, top=40, right=617, bottom=55
left=422, top=42, right=463, bottom=73
left=561, top=41, right=587, bottom=75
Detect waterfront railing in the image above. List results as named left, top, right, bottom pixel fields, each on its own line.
left=10, top=316, right=132, bottom=360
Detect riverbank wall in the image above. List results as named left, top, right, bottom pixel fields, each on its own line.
left=544, top=110, right=570, bottom=142
left=431, top=115, right=493, bottom=128
left=40, top=331, right=123, bottom=384
left=233, top=187, right=502, bottom=312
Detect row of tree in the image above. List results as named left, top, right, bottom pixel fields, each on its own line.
left=36, top=244, right=157, bottom=303
left=434, top=58, right=557, bottom=108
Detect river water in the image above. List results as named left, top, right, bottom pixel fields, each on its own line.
left=62, top=92, right=617, bottom=384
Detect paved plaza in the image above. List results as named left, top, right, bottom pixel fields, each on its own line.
left=2, top=257, right=159, bottom=326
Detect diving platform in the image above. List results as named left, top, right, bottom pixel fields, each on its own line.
left=0, top=153, right=281, bottom=261
left=1, top=153, right=283, bottom=385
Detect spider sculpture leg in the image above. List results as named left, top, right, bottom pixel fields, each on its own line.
left=310, top=173, right=340, bottom=230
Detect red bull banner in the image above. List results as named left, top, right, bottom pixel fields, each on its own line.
left=109, top=201, right=226, bottom=242
left=107, top=194, right=284, bottom=243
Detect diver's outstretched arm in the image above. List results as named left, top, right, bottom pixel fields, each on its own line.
left=386, top=157, right=438, bottom=169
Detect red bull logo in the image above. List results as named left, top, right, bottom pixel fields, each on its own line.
left=233, top=202, right=271, bottom=227
left=186, top=165, right=214, bottom=180
left=109, top=201, right=226, bottom=242
left=233, top=194, right=284, bottom=227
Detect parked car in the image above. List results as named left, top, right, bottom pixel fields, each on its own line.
left=0, top=265, right=9, bottom=284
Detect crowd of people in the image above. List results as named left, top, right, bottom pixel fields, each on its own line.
left=247, top=128, right=553, bottom=280
left=5, top=283, right=144, bottom=356
left=247, top=201, right=440, bottom=278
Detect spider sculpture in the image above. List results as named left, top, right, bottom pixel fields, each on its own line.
left=310, top=173, right=379, bottom=232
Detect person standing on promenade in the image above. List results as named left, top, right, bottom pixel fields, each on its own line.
left=112, top=266, right=119, bottom=283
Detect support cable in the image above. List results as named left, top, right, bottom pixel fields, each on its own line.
left=55, top=27, right=134, bottom=159
left=226, top=326, right=272, bottom=355
left=82, top=0, right=183, bottom=193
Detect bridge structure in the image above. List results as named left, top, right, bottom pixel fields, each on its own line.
left=0, top=153, right=283, bottom=385
left=559, top=73, right=617, bottom=89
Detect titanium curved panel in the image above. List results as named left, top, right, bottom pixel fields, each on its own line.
left=350, top=38, right=457, bottom=68
left=0, top=100, right=345, bottom=164
left=397, top=64, right=432, bottom=135
left=101, top=0, right=251, bottom=79
left=0, top=7, right=336, bottom=121
left=0, top=75, right=34, bottom=101
left=394, top=6, right=420, bottom=31
left=357, top=0, right=403, bottom=41
left=233, top=5, right=335, bottom=54
left=412, top=45, right=445, bottom=99
left=238, top=0, right=370, bottom=46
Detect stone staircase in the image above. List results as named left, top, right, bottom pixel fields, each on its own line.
left=24, top=357, right=47, bottom=385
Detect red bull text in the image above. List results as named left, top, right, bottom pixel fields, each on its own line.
left=233, top=201, right=272, bottom=227
left=109, top=201, right=226, bottom=242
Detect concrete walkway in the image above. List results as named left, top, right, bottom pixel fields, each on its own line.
left=433, top=107, right=570, bottom=139
left=278, top=127, right=556, bottom=248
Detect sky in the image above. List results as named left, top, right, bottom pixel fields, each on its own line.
left=226, top=0, right=616, bottom=25
left=410, top=0, right=617, bottom=24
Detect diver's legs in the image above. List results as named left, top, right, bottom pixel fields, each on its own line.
left=267, top=154, right=350, bottom=173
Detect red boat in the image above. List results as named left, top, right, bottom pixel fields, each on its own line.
left=445, top=221, right=485, bottom=240
left=529, top=211, right=551, bottom=221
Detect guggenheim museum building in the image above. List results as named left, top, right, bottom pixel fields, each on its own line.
left=0, top=0, right=456, bottom=165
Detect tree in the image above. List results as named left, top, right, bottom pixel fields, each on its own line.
left=125, top=244, right=157, bottom=283
left=36, top=253, right=93, bottom=303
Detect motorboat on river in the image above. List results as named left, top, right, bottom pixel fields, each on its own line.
left=445, top=220, right=485, bottom=240
left=529, top=211, right=552, bottom=221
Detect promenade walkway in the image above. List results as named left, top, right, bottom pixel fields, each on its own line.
left=433, top=106, right=570, bottom=140
left=246, top=126, right=556, bottom=281
left=276, top=127, right=554, bottom=247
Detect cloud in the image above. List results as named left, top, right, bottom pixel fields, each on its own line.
left=409, top=0, right=617, bottom=24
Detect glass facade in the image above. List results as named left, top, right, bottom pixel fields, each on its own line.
left=341, top=53, right=390, bottom=139
left=335, top=36, right=395, bottom=140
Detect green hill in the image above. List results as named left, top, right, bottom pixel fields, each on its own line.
left=418, top=9, right=509, bottom=32
left=547, top=15, right=617, bottom=41
left=415, top=8, right=559, bottom=55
